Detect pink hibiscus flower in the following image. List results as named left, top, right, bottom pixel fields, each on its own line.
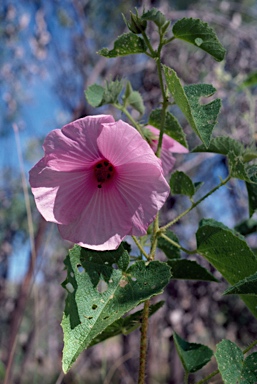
left=146, top=125, right=188, bottom=176
left=29, top=115, right=170, bottom=250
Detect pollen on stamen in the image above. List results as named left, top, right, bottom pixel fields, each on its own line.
left=94, top=159, right=115, bottom=187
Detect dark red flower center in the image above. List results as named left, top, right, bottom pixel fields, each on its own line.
left=94, top=160, right=115, bottom=188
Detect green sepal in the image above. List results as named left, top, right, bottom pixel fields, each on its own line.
left=172, top=17, right=226, bottom=61
left=85, top=80, right=123, bottom=107
left=141, top=8, right=167, bottom=28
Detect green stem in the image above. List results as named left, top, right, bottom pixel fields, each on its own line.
left=160, top=174, right=232, bottom=232
left=160, top=233, right=197, bottom=255
left=196, top=369, right=219, bottom=384
left=132, top=236, right=150, bottom=260
left=138, top=300, right=150, bottom=384
left=184, top=371, right=189, bottom=384
left=114, top=103, right=145, bottom=137
left=243, top=339, right=257, bottom=354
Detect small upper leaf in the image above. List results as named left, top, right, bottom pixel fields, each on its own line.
left=246, top=166, right=257, bottom=217
left=98, top=33, right=147, bottom=57
left=239, top=70, right=257, bottom=89
left=163, top=66, right=221, bottom=147
left=170, top=171, right=195, bottom=198
left=157, top=231, right=181, bottom=259
left=192, top=136, right=244, bottom=156
left=173, top=332, right=213, bottom=373
left=215, top=340, right=244, bottom=384
left=149, top=109, right=188, bottom=148
left=196, top=219, right=257, bottom=318
left=215, top=340, right=257, bottom=384
left=172, top=17, right=226, bottom=61
left=169, top=259, right=218, bottom=282
left=224, top=272, right=257, bottom=296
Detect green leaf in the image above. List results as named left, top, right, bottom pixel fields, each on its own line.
left=215, top=340, right=244, bottom=384
left=224, top=272, right=257, bottom=296
left=184, top=84, right=221, bottom=148
left=168, top=259, right=218, bottom=282
left=173, top=332, right=213, bottom=373
left=235, top=218, right=257, bottom=236
left=170, top=171, right=195, bottom=198
left=61, top=245, right=171, bottom=372
left=192, top=136, right=244, bottom=156
left=163, top=66, right=221, bottom=147
left=215, top=340, right=257, bottom=384
left=85, top=84, right=105, bottom=107
left=240, top=70, right=257, bottom=89
left=98, top=33, right=147, bottom=57
left=141, top=8, right=167, bottom=28
left=241, top=353, right=257, bottom=384
left=196, top=219, right=257, bottom=318
left=172, top=18, right=226, bottom=61
left=89, top=301, right=164, bottom=347
left=157, top=231, right=181, bottom=259
left=246, top=166, right=257, bottom=217
left=85, top=80, right=123, bottom=107
left=126, top=91, right=145, bottom=115
left=149, top=109, right=188, bottom=148
left=228, top=151, right=252, bottom=182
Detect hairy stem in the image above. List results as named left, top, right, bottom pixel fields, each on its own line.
left=138, top=300, right=150, bottom=384
left=132, top=236, right=150, bottom=260
left=114, top=103, right=145, bottom=137
left=160, top=233, right=197, bottom=255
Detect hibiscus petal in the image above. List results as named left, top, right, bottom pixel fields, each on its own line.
left=29, top=163, right=95, bottom=224
left=43, top=115, right=115, bottom=171
left=98, top=120, right=162, bottom=167
left=58, top=181, right=132, bottom=250
left=115, top=162, right=170, bottom=235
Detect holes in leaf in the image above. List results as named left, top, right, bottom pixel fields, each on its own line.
left=77, top=264, right=85, bottom=273
left=131, top=277, right=137, bottom=282
left=103, top=316, right=109, bottom=320
left=65, top=282, right=74, bottom=293
left=112, top=263, right=118, bottom=269
left=96, top=280, right=108, bottom=293
left=92, top=304, right=98, bottom=310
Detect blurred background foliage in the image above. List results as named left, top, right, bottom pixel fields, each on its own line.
left=0, top=0, right=257, bottom=383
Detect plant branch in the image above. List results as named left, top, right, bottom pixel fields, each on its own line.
left=160, top=233, right=197, bottom=255
left=132, top=236, right=150, bottom=260
left=138, top=300, right=150, bottom=384
left=160, top=174, right=232, bottom=232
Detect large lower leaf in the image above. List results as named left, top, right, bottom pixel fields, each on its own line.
left=196, top=219, right=257, bottom=318
left=89, top=301, right=164, bottom=347
left=61, top=245, right=171, bottom=372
